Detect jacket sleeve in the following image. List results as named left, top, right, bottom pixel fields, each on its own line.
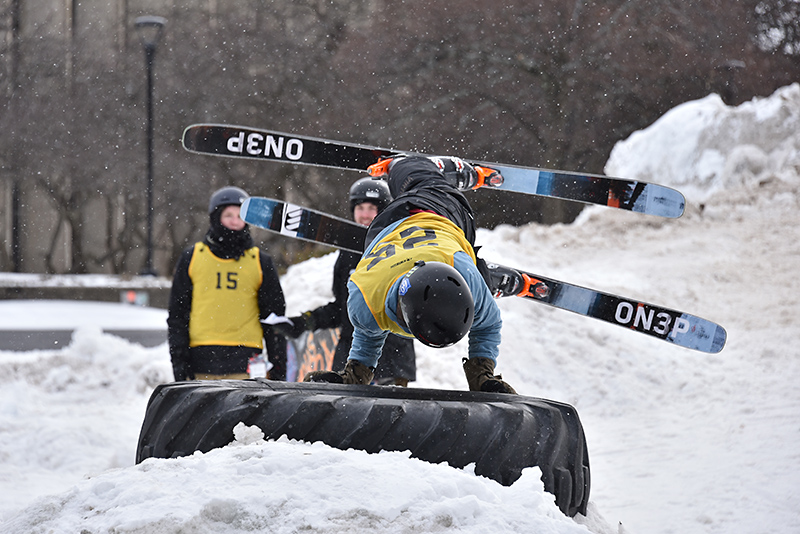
left=167, top=247, right=195, bottom=380
left=346, top=278, right=389, bottom=369
left=454, top=252, right=502, bottom=363
left=258, top=251, right=288, bottom=380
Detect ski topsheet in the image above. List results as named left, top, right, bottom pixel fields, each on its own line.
left=184, top=124, right=686, bottom=218
left=240, top=196, right=726, bottom=353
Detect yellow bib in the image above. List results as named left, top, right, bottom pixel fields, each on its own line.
left=188, top=243, right=264, bottom=348
left=350, top=213, right=476, bottom=335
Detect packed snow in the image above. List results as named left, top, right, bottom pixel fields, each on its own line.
left=1, top=84, right=798, bottom=533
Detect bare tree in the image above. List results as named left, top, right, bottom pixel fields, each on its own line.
left=1, top=0, right=798, bottom=275
left=323, top=0, right=800, bottom=225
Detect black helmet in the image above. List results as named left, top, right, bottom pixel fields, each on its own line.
left=208, top=186, right=249, bottom=214
left=398, top=261, right=474, bottom=348
left=349, top=178, right=391, bottom=213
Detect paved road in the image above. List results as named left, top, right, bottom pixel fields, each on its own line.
left=0, top=329, right=167, bottom=351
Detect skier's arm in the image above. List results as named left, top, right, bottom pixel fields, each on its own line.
left=346, top=279, right=389, bottom=369
left=454, top=252, right=502, bottom=362
left=167, top=247, right=195, bottom=381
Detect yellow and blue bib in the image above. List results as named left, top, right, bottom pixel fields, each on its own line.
left=349, top=212, right=475, bottom=335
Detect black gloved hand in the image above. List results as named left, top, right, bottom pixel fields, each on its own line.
left=303, top=360, right=375, bottom=385
left=274, top=312, right=314, bottom=338
left=428, top=156, right=479, bottom=191
left=171, top=357, right=195, bottom=382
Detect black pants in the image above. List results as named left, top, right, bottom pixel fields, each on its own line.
left=366, top=156, right=496, bottom=288
left=366, top=157, right=478, bottom=246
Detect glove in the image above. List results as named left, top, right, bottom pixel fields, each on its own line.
left=273, top=312, right=314, bottom=338
left=463, top=357, right=517, bottom=394
left=171, top=357, right=195, bottom=382
left=304, top=360, right=375, bottom=385
left=428, top=156, right=479, bottom=191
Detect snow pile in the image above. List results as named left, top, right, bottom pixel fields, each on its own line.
left=6, top=429, right=596, bottom=534
left=1, top=84, right=799, bottom=533
left=0, top=329, right=173, bottom=516
left=606, top=83, right=800, bottom=204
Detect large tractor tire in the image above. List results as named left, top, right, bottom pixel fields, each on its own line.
left=136, top=380, right=590, bottom=517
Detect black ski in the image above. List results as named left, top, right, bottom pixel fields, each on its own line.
left=241, top=196, right=726, bottom=354
left=184, top=124, right=685, bottom=218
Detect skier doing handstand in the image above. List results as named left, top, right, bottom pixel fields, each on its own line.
left=304, top=155, right=516, bottom=394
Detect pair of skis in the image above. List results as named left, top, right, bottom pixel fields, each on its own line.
left=182, top=124, right=726, bottom=354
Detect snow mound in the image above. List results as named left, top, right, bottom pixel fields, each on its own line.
left=606, top=83, right=800, bottom=205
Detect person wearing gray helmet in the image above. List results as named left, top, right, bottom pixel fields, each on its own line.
left=167, top=186, right=287, bottom=381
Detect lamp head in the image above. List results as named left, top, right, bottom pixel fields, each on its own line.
left=135, top=16, right=167, bottom=49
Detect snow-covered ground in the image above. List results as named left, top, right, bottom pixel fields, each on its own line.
left=1, top=84, right=798, bottom=533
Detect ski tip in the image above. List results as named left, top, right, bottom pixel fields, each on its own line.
left=674, top=321, right=727, bottom=354
left=709, top=325, right=727, bottom=353
left=240, top=197, right=251, bottom=220
left=181, top=125, right=200, bottom=150
left=181, top=123, right=229, bottom=152
left=641, top=187, right=686, bottom=218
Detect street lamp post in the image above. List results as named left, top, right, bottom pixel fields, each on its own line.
left=135, top=15, right=166, bottom=276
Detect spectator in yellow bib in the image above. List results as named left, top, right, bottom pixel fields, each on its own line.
left=304, top=156, right=516, bottom=394
left=168, top=186, right=287, bottom=381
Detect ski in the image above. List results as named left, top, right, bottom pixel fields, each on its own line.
left=239, top=196, right=368, bottom=252
left=184, top=124, right=685, bottom=218
left=241, top=196, right=726, bottom=353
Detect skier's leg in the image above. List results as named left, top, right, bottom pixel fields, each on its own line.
left=385, top=156, right=478, bottom=197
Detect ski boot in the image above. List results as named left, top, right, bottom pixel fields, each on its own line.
left=484, top=262, right=525, bottom=298
left=369, top=156, right=485, bottom=191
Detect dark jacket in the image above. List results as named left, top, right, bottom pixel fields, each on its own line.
left=306, top=250, right=416, bottom=382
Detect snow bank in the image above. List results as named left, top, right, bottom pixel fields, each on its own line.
left=606, top=83, right=800, bottom=204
